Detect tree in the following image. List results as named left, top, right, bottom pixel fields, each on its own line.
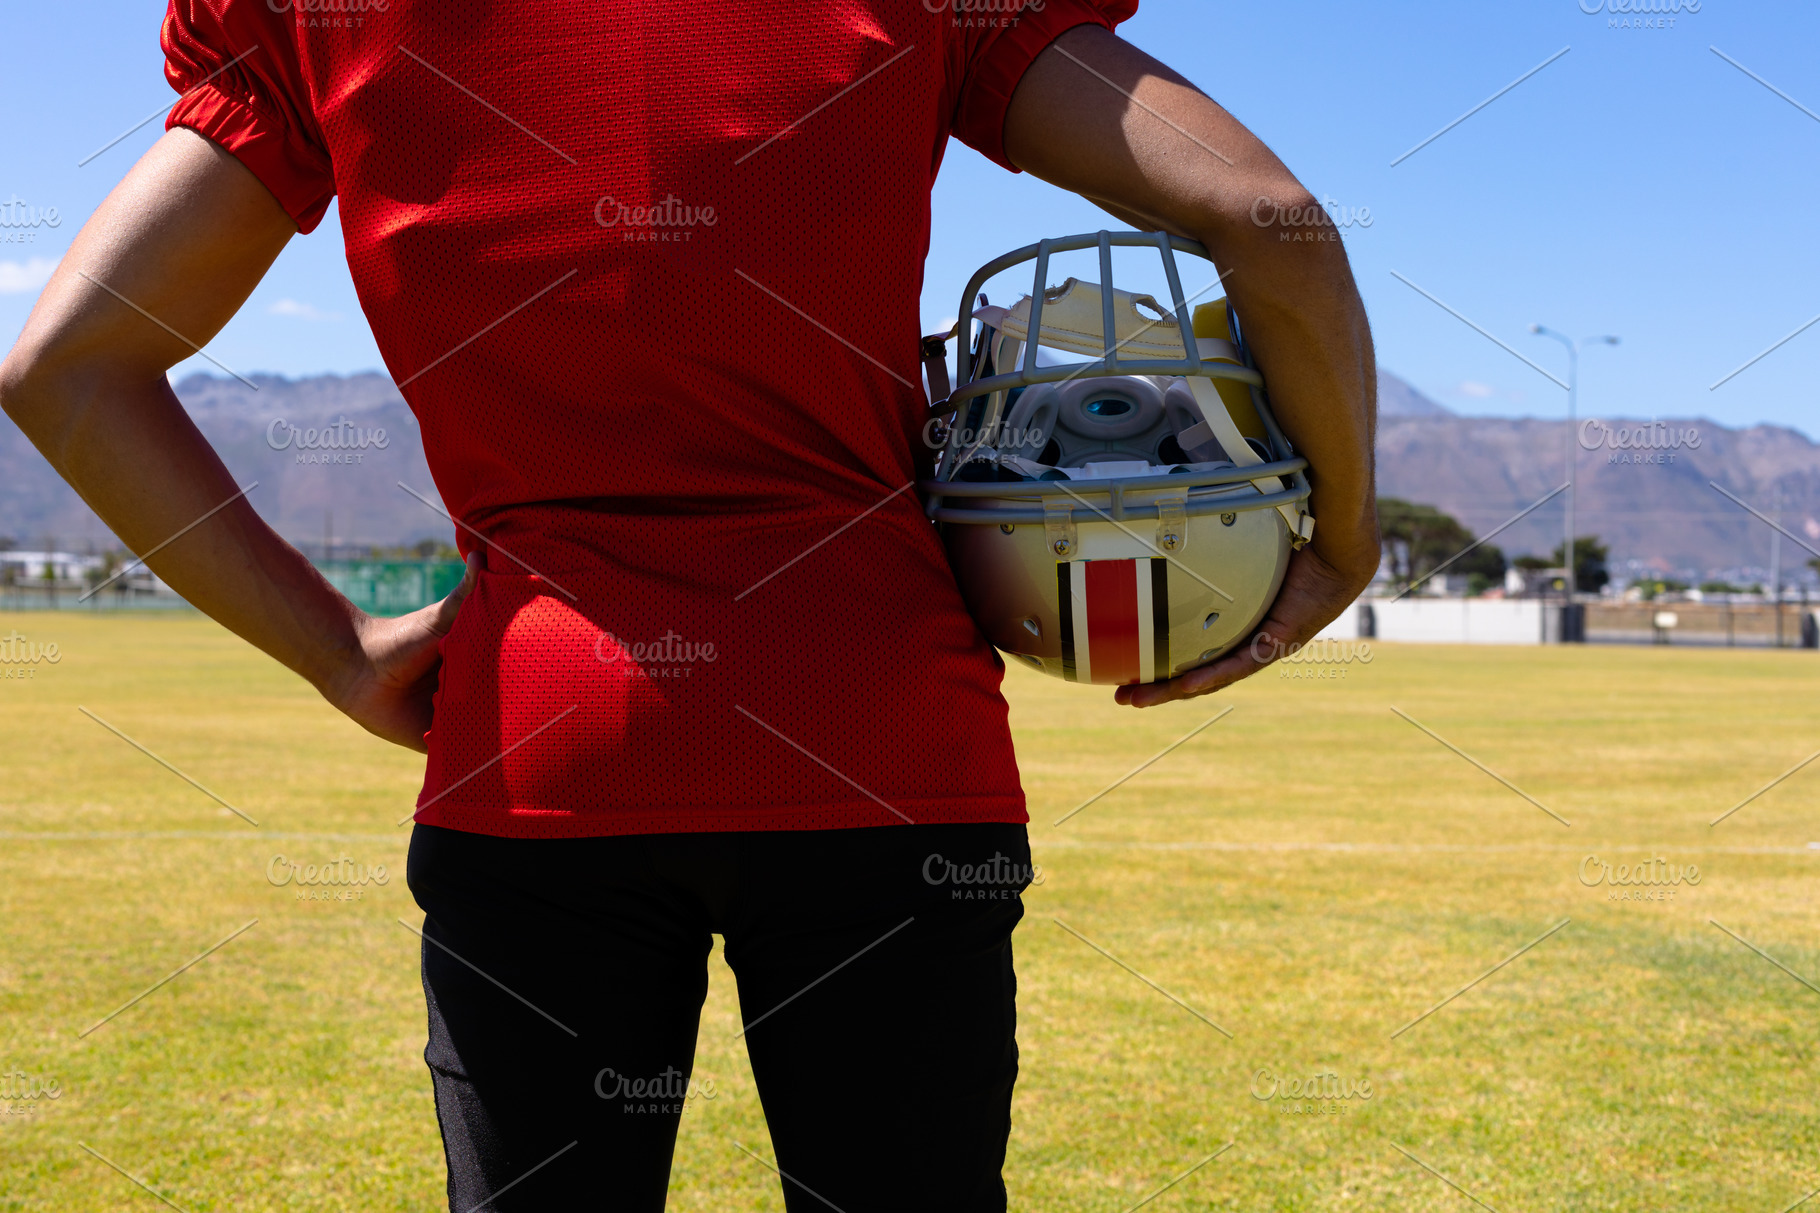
left=1377, top=498, right=1484, bottom=587
left=87, top=553, right=119, bottom=594
left=1452, top=538, right=1506, bottom=598
left=1453, top=541, right=1506, bottom=580
left=1636, top=578, right=1688, bottom=601
left=1550, top=536, right=1610, bottom=594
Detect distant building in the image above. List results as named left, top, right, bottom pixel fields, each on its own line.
left=1505, top=567, right=1570, bottom=598
left=1419, top=573, right=1472, bottom=597
left=0, top=551, right=170, bottom=596
left=0, top=551, right=102, bottom=587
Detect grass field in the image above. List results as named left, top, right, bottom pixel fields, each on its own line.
left=1, top=610, right=1816, bottom=1211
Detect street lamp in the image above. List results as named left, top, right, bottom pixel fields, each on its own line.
left=1529, top=326, right=1619, bottom=599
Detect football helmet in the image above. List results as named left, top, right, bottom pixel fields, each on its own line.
left=920, top=231, right=1314, bottom=686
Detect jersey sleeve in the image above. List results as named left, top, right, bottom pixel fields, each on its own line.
left=947, top=0, right=1139, bottom=172
left=161, top=1, right=335, bottom=232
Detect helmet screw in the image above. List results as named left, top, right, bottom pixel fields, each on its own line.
left=1161, top=533, right=1180, bottom=551
left=1220, top=512, right=1237, bottom=527
left=1052, top=539, right=1072, bottom=556
left=1000, top=523, right=1015, bottom=535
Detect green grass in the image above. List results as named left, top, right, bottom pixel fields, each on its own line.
left=1, top=612, right=1816, bottom=1210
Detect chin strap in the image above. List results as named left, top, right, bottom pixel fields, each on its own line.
left=922, top=325, right=957, bottom=411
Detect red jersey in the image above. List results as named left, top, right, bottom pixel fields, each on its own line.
left=162, top=0, right=1135, bottom=837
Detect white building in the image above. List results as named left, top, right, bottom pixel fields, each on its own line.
left=0, top=551, right=103, bottom=585
left=0, top=551, right=170, bottom=595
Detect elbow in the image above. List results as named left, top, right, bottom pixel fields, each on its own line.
left=1251, top=189, right=1351, bottom=258
left=0, top=338, right=107, bottom=462
left=1203, top=184, right=1356, bottom=268
left=0, top=343, right=51, bottom=430
left=1239, top=184, right=1319, bottom=232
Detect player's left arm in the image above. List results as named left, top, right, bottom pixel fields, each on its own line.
left=1004, top=24, right=1379, bottom=708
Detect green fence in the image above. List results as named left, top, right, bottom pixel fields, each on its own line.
left=318, top=561, right=467, bottom=616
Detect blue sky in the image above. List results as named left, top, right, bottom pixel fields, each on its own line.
left=3, top=0, right=1817, bottom=436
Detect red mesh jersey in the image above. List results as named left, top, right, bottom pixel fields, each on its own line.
left=163, top=0, right=1136, bottom=837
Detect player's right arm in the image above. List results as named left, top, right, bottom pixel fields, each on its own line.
left=0, top=127, right=472, bottom=753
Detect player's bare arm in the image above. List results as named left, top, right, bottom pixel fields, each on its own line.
left=1005, top=24, right=1379, bottom=708
left=0, top=127, right=473, bottom=752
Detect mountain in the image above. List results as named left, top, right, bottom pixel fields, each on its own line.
left=2, top=371, right=1816, bottom=581
left=1377, top=370, right=1452, bottom=417
left=1376, top=415, right=1820, bottom=581
left=0, top=372, right=442, bottom=553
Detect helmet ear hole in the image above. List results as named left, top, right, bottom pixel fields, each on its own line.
left=1001, top=384, right=1060, bottom=463
left=1157, top=434, right=1187, bottom=464
left=1055, top=378, right=1160, bottom=442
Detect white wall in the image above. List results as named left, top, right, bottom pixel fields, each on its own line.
left=1316, top=600, right=1816, bottom=647
left=1365, top=598, right=1545, bottom=645
left=1313, top=603, right=1364, bottom=641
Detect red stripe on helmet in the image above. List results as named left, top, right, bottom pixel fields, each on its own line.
left=1084, top=559, right=1142, bottom=686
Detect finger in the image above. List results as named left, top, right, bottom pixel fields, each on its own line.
left=1114, top=621, right=1297, bottom=708
left=1108, top=545, right=1360, bottom=708
left=1119, top=646, right=1260, bottom=707
left=424, top=552, right=481, bottom=637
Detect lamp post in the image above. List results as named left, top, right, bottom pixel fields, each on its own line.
left=1529, top=326, right=1619, bottom=598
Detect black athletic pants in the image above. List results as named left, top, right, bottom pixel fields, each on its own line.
left=406, top=820, right=1032, bottom=1211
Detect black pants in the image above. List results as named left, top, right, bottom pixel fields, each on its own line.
left=406, top=821, right=1032, bottom=1212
